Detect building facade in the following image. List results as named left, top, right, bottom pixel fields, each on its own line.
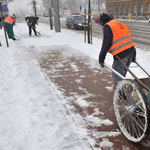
left=105, top=0, right=150, bottom=20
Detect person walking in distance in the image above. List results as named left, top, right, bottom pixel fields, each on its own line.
left=98, top=13, right=136, bottom=88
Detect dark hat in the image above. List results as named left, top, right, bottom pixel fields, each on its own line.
left=12, top=13, right=16, bottom=19
left=99, top=13, right=112, bottom=26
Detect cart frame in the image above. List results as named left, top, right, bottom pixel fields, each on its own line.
left=104, top=60, right=150, bottom=142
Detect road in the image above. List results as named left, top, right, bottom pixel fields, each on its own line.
left=38, top=16, right=150, bottom=49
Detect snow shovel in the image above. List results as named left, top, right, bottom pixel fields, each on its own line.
left=14, top=34, right=20, bottom=40
left=115, top=55, right=150, bottom=104
left=27, top=21, right=41, bottom=35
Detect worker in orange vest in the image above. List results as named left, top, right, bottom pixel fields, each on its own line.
left=4, top=14, right=16, bottom=40
left=98, top=13, right=136, bottom=88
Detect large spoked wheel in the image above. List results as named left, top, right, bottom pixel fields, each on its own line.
left=114, top=79, right=150, bottom=142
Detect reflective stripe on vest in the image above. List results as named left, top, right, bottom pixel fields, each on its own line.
left=106, top=20, right=135, bottom=56
left=109, top=34, right=133, bottom=54
left=4, top=16, right=15, bottom=25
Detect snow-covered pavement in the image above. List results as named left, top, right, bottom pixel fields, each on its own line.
left=1, top=19, right=150, bottom=150
left=0, top=25, right=97, bottom=150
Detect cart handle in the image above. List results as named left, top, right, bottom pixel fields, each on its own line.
left=135, top=60, right=150, bottom=78
left=103, top=63, right=125, bottom=80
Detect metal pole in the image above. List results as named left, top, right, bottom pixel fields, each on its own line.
left=90, top=10, right=92, bottom=45
left=84, top=9, right=86, bottom=43
left=135, top=61, right=150, bottom=77
left=73, top=0, right=75, bottom=13
left=49, top=8, right=53, bottom=30
left=49, top=0, right=53, bottom=30
left=136, top=0, right=138, bottom=20
left=0, top=2, right=9, bottom=47
left=33, top=0, right=37, bottom=17
left=116, top=0, right=117, bottom=19
left=88, top=0, right=90, bottom=44
left=53, top=0, right=61, bottom=32
left=98, top=0, right=100, bottom=14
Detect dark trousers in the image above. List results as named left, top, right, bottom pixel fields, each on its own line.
left=29, top=25, right=37, bottom=35
left=4, top=22, right=15, bottom=39
left=112, top=51, right=135, bottom=87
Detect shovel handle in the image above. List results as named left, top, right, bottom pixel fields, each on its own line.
left=116, top=55, right=148, bottom=90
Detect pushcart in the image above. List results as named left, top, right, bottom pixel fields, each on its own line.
left=104, top=56, right=150, bottom=143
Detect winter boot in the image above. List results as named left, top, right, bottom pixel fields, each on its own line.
left=34, top=31, right=37, bottom=36
left=12, top=37, right=16, bottom=40
left=29, top=31, right=31, bottom=36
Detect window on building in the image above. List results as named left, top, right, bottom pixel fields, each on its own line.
left=108, top=5, right=112, bottom=13
left=140, top=4, right=143, bottom=13
left=128, top=4, right=130, bottom=14
left=118, top=5, right=120, bottom=14
left=134, top=4, right=136, bottom=13
left=122, top=5, right=125, bottom=14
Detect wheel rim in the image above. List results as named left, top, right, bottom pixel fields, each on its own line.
left=114, top=80, right=148, bottom=142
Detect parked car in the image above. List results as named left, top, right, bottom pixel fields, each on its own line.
left=43, top=13, right=49, bottom=17
left=95, top=13, right=114, bottom=23
left=92, top=13, right=99, bottom=20
left=37, top=13, right=42, bottom=17
left=66, top=15, right=88, bottom=30
left=107, top=13, right=114, bottom=19
left=25, top=14, right=31, bottom=18
left=148, top=19, right=150, bottom=26
left=80, top=14, right=86, bottom=18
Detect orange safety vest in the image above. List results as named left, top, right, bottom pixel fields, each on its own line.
left=105, top=20, right=135, bottom=56
left=4, top=16, right=15, bottom=25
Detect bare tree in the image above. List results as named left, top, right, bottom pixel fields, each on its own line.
left=61, top=0, right=87, bottom=13
left=42, top=0, right=105, bottom=14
